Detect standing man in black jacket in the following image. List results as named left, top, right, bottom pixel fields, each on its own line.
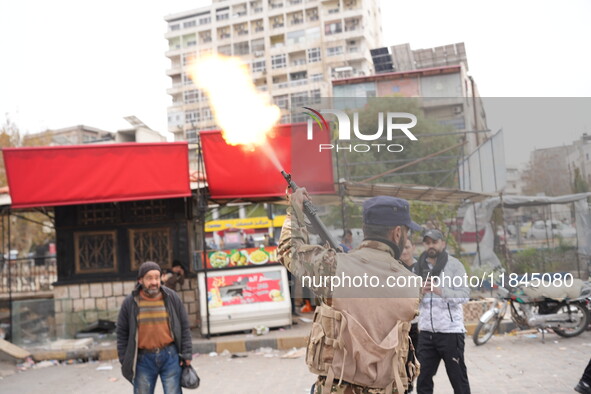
left=117, top=261, right=193, bottom=394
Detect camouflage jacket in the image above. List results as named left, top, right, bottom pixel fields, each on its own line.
left=278, top=199, right=420, bottom=394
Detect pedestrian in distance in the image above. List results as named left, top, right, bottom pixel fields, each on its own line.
left=278, top=190, right=422, bottom=394
left=415, top=229, right=471, bottom=394
left=339, top=229, right=353, bottom=252
left=116, top=261, right=193, bottom=394
left=400, top=238, right=417, bottom=272
left=162, top=260, right=187, bottom=291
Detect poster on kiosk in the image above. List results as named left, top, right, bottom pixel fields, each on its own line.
left=198, top=219, right=291, bottom=335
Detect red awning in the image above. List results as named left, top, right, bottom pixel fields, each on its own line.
left=2, top=142, right=191, bottom=209
left=201, top=123, right=334, bottom=199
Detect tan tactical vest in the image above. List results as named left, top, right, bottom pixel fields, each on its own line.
left=305, top=246, right=420, bottom=393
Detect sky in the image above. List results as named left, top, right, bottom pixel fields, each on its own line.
left=0, top=0, right=590, bottom=169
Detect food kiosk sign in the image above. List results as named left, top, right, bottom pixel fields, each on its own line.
left=207, top=271, right=284, bottom=308
left=207, top=246, right=278, bottom=269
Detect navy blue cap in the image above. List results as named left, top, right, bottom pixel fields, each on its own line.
left=363, top=196, right=422, bottom=231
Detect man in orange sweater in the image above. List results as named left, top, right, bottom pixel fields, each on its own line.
left=117, top=261, right=193, bottom=394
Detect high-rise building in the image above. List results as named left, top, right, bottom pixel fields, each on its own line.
left=164, top=0, right=383, bottom=142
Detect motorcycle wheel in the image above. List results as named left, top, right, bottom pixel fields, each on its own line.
left=473, top=312, right=502, bottom=346
left=553, top=303, right=590, bottom=338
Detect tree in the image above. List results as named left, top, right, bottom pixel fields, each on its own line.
left=0, top=116, right=54, bottom=256
left=0, top=115, right=22, bottom=187
left=572, top=167, right=589, bottom=193
left=334, top=97, right=461, bottom=188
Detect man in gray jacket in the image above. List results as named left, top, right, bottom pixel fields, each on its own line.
left=415, top=229, right=471, bottom=394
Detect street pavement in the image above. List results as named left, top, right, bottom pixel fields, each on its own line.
left=1, top=330, right=590, bottom=393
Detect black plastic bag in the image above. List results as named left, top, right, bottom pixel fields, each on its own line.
left=181, top=364, right=200, bottom=389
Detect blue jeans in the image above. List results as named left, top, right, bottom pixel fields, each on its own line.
left=133, top=344, right=182, bottom=394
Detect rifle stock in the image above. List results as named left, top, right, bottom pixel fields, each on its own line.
left=281, top=171, right=342, bottom=251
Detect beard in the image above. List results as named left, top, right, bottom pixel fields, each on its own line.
left=142, top=283, right=160, bottom=297
left=397, top=235, right=406, bottom=257
left=426, top=248, right=440, bottom=259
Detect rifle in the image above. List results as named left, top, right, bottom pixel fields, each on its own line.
left=281, top=171, right=342, bottom=251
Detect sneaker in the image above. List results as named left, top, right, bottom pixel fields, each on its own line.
left=575, top=380, right=591, bottom=394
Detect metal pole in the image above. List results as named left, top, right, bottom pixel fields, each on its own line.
left=472, top=202, right=482, bottom=266
left=7, top=211, right=12, bottom=341
left=195, top=134, right=212, bottom=339
left=573, top=202, right=581, bottom=278
left=334, top=139, right=346, bottom=231
left=499, top=193, right=512, bottom=271
left=490, top=132, right=499, bottom=192
left=543, top=206, right=550, bottom=273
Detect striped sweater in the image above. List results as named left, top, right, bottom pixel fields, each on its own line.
left=137, top=291, right=174, bottom=349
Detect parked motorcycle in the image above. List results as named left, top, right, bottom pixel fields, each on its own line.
left=473, top=270, right=591, bottom=346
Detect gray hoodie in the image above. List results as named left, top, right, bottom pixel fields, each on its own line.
left=418, top=254, right=470, bottom=333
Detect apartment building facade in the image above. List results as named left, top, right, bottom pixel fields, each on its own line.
left=164, top=0, right=383, bottom=142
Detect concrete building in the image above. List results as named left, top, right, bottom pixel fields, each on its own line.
left=23, top=120, right=167, bottom=147
left=526, top=145, right=575, bottom=196
left=332, top=42, right=488, bottom=154
left=504, top=167, right=525, bottom=195
left=566, top=132, right=591, bottom=187
left=164, top=0, right=383, bottom=141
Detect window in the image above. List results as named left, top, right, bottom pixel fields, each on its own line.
left=182, top=53, right=195, bottom=66
left=186, top=130, right=198, bottom=143
left=203, top=107, right=213, bottom=121
left=286, top=29, right=305, bottom=46
left=185, top=110, right=200, bottom=124
left=271, top=54, right=286, bottom=69
left=251, top=38, right=265, bottom=52
left=183, top=20, right=196, bottom=28
left=129, top=228, right=172, bottom=271
left=307, top=48, right=321, bottom=63
left=218, top=44, right=232, bottom=55
left=199, top=16, right=211, bottom=25
left=75, top=231, right=117, bottom=273
left=170, top=24, right=180, bottom=31
left=234, top=41, right=250, bottom=55
left=252, top=60, right=266, bottom=73
left=184, top=89, right=200, bottom=103
left=324, top=21, right=342, bottom=35
left=327, top=46, right=343, bottom=56
left=310, top=89, right=321, bottom=104
left=273, top=95, right=289, bottom=109
left=200, top=31, right=212, bottom=43
left=290, top=91, right=308, bottom=107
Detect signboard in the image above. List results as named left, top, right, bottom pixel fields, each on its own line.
left=206, top=246, right=278, bottom=269
left=198, top=266, right=292, bottom=334
left=205, top=216, right=286, bottom=232
left=206, top=269, right=286, bottom=309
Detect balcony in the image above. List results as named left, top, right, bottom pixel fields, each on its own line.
left=291, top=59, right=307, bottom=66
left=310, top=73, right=323, bottom=82
left=270, top=2, right=284, bottom=9
left=290, top=78, right=308, bottom=86
left=272, top=23, right=285, bottom=29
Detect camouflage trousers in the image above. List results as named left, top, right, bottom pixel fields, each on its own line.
left=312, top=376, right=400, bottom=394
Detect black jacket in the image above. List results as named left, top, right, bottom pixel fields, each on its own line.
left=116, top=284, right=193, bottom=383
